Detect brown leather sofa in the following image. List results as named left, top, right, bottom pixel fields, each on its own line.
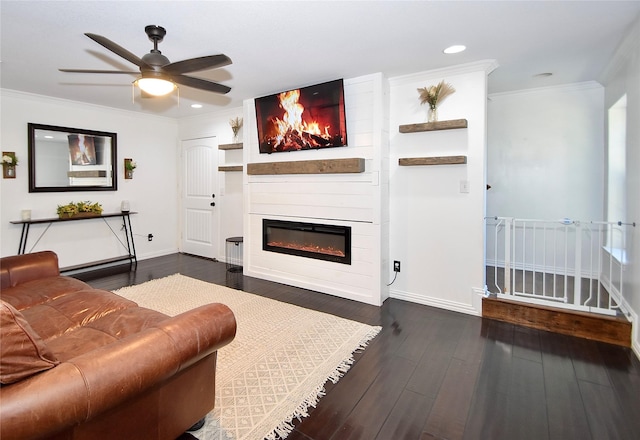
left=0, top=251, right=236, bottom=440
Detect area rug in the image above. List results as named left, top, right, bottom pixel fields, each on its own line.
left=114, top=274, right=381, bottom=440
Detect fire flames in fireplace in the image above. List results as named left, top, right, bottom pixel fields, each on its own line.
left=255, top=79, right=347, bottom=154
left=266, top=240, right=346, bottom=258
left=266, top=89, right=335, bottom=151
left=263, top=219, right=351, bottom=264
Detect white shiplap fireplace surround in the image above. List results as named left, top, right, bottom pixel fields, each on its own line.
left=242, top=73, right=390, bottom=306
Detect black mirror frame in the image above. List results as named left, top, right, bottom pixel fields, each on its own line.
left=28, top=123, right=118, bottom=193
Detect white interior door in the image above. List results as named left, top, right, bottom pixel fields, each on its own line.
left=180, top=137, right=218, bottom=258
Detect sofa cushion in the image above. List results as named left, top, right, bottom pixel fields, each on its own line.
left=21, top=289, right=139, bottom=341
left=0, top=300, right=59, bottom=384
left=47, top=307, right=169, bottom=362
left=0, top=276, right=90, bottom=311
left=0, top=251, right=60, bottom=289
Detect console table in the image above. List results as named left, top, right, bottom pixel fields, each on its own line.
left=10, top=212, right=138, bottom=273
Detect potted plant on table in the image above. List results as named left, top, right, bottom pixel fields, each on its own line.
left=57, top=201, right=103, bottom=219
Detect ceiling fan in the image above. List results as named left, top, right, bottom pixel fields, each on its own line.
left=60, top=25, right=232, bottom=96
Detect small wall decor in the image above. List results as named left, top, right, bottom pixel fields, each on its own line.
left=417, top=80, right=456, bottom=122
left=124, top=158, right=136, bottom=179
left=229, top=117, right=243, bottom=143
left=2, top=151, right=18, bottom=179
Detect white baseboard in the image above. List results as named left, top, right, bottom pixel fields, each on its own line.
left=389, top=288, right=481, bottom=316
left=137, top=248, right=179, bottom=261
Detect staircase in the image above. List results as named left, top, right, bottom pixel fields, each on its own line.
left=484, top=217, right=635, bottom=346
left=482, top=295, right=632, bottom=347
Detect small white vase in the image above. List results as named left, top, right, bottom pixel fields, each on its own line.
left=428, top=106, right=438, bottom=123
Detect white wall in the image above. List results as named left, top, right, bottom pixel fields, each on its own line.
left=388, top=61, right=496, bottom=315
left=242, top=73, right=389, bottom=306
left=178, top=107, right=244, bottom=260
left=485, top=82, right=606, bottom=276
left=486, top=82, right=605, bottom=220
left=0, top=90, right=179, bottom=267
left=600, top=15, right=640, bottom=356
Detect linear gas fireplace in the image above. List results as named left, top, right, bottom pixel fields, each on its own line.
left=263, top=219, right=351, bottom=265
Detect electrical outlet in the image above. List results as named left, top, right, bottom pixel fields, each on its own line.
left=393, top=260, right=401, bottom=272
left=147, top=233, right=154, bottom=242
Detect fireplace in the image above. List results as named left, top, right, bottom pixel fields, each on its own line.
left=263, top=219, right=351, bottom=265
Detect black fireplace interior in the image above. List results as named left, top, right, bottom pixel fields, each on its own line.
left=263, top=219, right=351, bottom=264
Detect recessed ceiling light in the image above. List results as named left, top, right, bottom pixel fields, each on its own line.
left=191, top=104, right=203, bottom=109
left=443, top=45, right=466, bottom=54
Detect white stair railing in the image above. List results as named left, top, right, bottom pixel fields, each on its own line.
left=485, top=217, right=635, bottom=317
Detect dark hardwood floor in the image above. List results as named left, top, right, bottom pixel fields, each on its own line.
left=76, top=254, right=640, bottom=440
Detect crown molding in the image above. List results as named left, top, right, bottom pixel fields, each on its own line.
left=1, top=88, right=178, bottom=123
left=389, top=59, right=499, bottom=86
left=488, top=80, right=603, bottom=99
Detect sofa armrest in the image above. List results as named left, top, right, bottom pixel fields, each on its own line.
left=0, top=251, right=60, bottom=289
left=0, top=302, right=236, bottom=439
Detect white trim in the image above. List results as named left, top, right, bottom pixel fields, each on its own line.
left=629, top=308, right=640, bottom=361
left=1, top=88, right=177, bottom=123
left=389, top=59, right=499, bottom=86
left=488, top=80, right=603, bottom=99
left=389, top=289, right=480, bottom=316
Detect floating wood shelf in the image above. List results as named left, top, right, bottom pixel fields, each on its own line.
left=399, top=119, right=468, bottom=133
left=399, top=156, right=467, bottom=166
left=219, top=142, right=243, bottom=150
left=247, top=158, right=365, bottom=175
left=67, top=170, right=108, bottom=178
left=218, top=165, right=243, bottom=172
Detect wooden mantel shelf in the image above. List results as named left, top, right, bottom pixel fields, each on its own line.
left=399, top=156, right=467, bottom=166
left=218, top=165, right=243, bottom=172
left=399, top=119, right=468, bottom=133
left=247, top=158, right=365, bottom=175
left=219, top=142, right=243, bottom=150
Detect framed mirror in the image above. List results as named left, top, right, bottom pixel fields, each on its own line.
left=28, top=123, right=117, bottom=192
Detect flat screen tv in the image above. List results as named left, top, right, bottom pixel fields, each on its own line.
left=255, top=79, right=347, bottom=154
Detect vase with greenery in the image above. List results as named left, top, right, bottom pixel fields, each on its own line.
left=2, top=152, right=18, bottom=178
left=417, top=80, right=456, bottom=122
left=125, top=160, right=137, bottom=179
left=230, top=117, right=243, bottom=143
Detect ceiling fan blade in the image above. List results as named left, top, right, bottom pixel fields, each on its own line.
left=171, top=75, right=231, bottom=94
left=59, top=69, right=139, bottom=74
left=85, top=33, right=149, bottom=69
left=163, top=54, right=232, bottom=75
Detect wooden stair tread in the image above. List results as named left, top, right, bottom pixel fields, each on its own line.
left=482, top=296, right=631, bottom=347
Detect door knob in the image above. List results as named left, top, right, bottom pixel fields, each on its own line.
left=210, top=202, right=216, bottom=207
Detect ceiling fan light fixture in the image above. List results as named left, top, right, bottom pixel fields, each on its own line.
left=136, top=77, right=176, bottom=96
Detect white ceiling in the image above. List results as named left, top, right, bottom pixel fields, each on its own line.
left=2, top=1, right=639, bottom=119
